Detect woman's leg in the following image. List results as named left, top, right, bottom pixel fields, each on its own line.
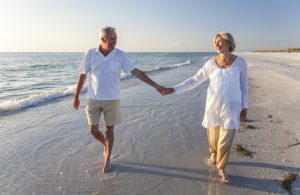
left=216, top=127, right=235, bottom=183
left=207, top=126, right=220, bottom=165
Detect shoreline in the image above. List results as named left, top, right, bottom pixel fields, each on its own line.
left=0, top=52, right=299, bottom=194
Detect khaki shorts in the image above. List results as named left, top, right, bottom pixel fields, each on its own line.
left=86, top=99, right=121, bottom=126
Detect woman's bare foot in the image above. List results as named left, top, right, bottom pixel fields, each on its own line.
left=208, top=153, right=216, bottom=166
left=218, top=169, right=231, bottom=184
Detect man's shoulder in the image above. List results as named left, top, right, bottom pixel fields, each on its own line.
left=82, top=48, right=98, bottom=58
left=113, top=48, right=130, bottom=60
left=114, top=48, right=126, bottom=55
left=86, top=48, right=97, bottom=54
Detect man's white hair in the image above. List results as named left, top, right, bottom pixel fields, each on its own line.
left=99, top=26, right=116, bottom=39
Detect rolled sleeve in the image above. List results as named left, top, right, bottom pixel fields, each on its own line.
left=121, top=54, right=135, bottom=74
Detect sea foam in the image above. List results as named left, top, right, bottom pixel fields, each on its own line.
left=0, top=86, right=79, bottom=113
left=0, top=60, right=192, bottom=113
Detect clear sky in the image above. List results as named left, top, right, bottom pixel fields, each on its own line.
left=0, top=0, right=299, bottom=52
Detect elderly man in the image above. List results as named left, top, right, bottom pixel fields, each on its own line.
left=73, top=26, right=165, bottom=173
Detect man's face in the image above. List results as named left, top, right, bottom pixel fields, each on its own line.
left=102, top=31, right=117, bottom=51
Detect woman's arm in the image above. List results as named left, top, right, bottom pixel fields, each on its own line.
left=240, top=59, right=249, bottom=121
left=173, top=63, right=209, bottom=94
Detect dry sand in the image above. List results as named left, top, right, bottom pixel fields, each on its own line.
left=232, top=52, right=300, bottom=195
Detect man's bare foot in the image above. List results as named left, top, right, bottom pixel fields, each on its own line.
left=208, top=153, right=216, bottom=166
left=102, top=161, right=112, bottom=173
left=219, top=169, right=231, bottom=184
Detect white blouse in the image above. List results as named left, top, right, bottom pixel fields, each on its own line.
left=174, top=57, right=248, bottom=130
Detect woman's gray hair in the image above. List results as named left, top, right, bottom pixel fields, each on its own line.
left=213, top=32, right=236, bottom=52
left=99, top=26, right=116, bottom=39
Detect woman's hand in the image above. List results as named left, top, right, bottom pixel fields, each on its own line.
left=240, top=108, right=247, bottom=122
left=162, top=88, right=175, bottom=95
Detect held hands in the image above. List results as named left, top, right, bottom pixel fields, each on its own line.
left=161, top=87, right=175, bottom=95
left=156, top=86, right=175, bottom=95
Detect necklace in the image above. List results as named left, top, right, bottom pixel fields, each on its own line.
left=216, top=54, right=235, bottom=68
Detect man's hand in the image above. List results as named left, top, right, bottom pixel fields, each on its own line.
left=156, top=86, right=167, bottom=95
left=73, top=96, right=80, bottom=110
left=72, top=74, right=86, bottom=110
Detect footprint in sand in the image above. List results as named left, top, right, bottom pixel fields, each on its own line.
left=111, top=154, right=120, bottom=159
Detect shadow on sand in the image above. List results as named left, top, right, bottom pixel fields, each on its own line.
left=113, top=161, right=300, bottom=194
left=228, top=161, right=300, bottom=173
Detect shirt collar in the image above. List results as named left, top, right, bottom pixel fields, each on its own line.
left=94, top=46, right=117, bottom=54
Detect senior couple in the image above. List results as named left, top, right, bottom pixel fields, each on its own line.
left=73, top=26, right=248, bottom=183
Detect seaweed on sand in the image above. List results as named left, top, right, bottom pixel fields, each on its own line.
left=234, top=144, right=252, bottom=157
left=240, top=122, right=256, bottom=129
left=282, top=172, right=298, bottom=192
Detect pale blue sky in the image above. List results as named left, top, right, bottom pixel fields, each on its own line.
left=0, top=0, right=299, bottom=52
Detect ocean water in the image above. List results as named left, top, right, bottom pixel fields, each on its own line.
left=0, top=52, right=215, bottom=114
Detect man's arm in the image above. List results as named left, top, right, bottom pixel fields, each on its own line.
left=131, top=68, right=164, bottom=94
left=73, top=74, right=86, bottom=109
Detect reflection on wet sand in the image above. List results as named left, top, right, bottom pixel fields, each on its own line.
left=207, top=167, right=221, bottom=195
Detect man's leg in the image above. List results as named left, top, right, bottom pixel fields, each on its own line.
left=103, top=125, right=114, bottom=173
left=90, top=124, right=106, bottom=158
left=101, top=99, right=120, bottom=173
left=86, top=99, right=106, bottom=159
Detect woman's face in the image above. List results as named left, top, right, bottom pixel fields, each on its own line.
left=214, top=36, right=230, bottom=53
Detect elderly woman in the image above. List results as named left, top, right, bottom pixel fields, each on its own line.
left=163, top=32, right=248, bottom=183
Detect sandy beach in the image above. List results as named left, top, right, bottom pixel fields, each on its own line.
left=1, top=52, right=300, bottom=195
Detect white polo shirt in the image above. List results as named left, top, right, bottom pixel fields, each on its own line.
left=174, top=57, right=248, bottom=130
left=79, top=48, right=135, bottom=100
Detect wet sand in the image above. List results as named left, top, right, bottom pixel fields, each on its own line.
left=1, top=52, right=299, bottom=194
